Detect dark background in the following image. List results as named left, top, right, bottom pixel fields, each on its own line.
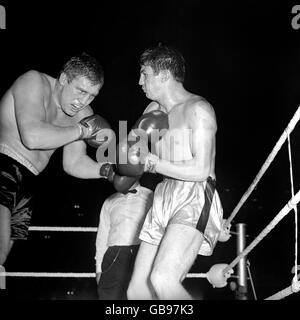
left=1, top=0, right=300, bottom=301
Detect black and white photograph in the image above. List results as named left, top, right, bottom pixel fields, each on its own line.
left=0, top=0, right=299, bottom=310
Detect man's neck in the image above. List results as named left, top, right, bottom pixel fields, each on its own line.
left=52, top=80, right=64, bottom=111
left=158, top=83, right=188, bottom=112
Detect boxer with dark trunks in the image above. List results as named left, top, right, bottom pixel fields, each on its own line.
left=0, top=53, right=111, bottom=266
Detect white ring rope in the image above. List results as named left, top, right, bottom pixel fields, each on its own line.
left=3, top=228, right=207, bottom=280
left=287, top=134, right=299, bottom=289
left=264, top=273, right=300, bottom=300
left=2, top=272, right=209, bottom=278
left=0, top=271, right=241, bottom=278
left=224, top=105, right=300, bottom=229
left=0, top=272, right=96, bottom=278
left=185, top=273, right=241, bottom=279
left=29, top=226, right=98, bottom=232
left=184, top=273, right=206, bottom=278
left=0, top=272, right=209, bottom=278
left=223, top=189, right=300, bottom=275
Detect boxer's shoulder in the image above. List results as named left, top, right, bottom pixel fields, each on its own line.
left=12, top=70, right=52, bottom=96
left=184, top=96, right=215, bottom=118
left=15, top=70, right=45, bottom=85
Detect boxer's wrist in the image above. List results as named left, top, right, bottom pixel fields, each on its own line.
left=77, top=124, right=84, bottom=140
left=144, top=153, right=159, bottom=173
left=108, top=170, right=115, bottom=182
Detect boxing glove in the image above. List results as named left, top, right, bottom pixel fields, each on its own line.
left=100, top=162, right=140, bottom=193
left=99, top=162, right=115, bottom=182
left=113, top=174, right=140, bottom=194
left=133, top=110, right=169, bottom=134
left=78, top=114, right=112, bottom=148
left=133, top=110, right=168, bottom=153
left=116, top=135, right=149, bottom=177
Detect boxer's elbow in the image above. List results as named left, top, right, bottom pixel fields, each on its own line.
left=63, top=157, right=77, bottom=176
left=63, top=164, right=73, bottom=176
left=63, top=161, right=76, bottom=176
left=63, top=157, right=86, bottom=178
left=21, top=129, right=41, bottom=149
left=19, top=121, right=49, bottom=149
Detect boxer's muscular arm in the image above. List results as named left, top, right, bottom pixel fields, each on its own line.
left=154, top=102, right=216, bottom=181
left=13, top=70, right=80, bottom=150
left=63, top=112, right=115, bottom=179
left=63, top=139, right=104, bottom=178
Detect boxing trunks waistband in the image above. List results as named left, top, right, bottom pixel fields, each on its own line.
left=0, top=143, right=39, bottom=176
left=110, top=245, right=140, bottom=250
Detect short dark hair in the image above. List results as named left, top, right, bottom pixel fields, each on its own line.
left=60, top=53, right=104, bottom=86
left=140, top=44, right=185, bottom=83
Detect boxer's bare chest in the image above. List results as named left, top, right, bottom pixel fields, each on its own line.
left=156, top=105, right=193, bottom=161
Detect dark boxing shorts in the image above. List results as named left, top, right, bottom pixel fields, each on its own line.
left=0, top=153, right=37, bottom=240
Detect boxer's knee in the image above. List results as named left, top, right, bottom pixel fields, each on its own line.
left=150, top=266, right=179, bottom=294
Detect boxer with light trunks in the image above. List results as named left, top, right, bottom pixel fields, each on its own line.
left=124, top=44, right=224, bottom=300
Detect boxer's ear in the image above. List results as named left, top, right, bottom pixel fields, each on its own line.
left=160, top=70, right=170, bottom=83
left=59, top=72, right=68, bottom=86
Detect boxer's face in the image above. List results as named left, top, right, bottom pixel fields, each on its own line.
left=139, top=65, right=162, bottom=100
left=59, top=74, right=101, bottom=116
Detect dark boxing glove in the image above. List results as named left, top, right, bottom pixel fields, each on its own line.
left=116, top=137, right=148, bottom=177
left=113, top=175, right=140, bottom=194
left=99, top=162, right=115, bottom=182
left=100, top=162, right=139, bottom=194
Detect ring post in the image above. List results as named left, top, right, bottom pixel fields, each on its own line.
left=236, top=223, right=248, bottom=299
left=0, top=265, right=6, bottom=289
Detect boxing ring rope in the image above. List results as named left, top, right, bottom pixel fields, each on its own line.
left=216, top=107, right=300, bottom=299
left=1, top=227, right=211, bottom=280
left=222, top=189, right=300, bottom=275
left=5, top=272, right=239, bottom=279
left=224, top=105, right=300, bottom=229
left=29, top=226, right=97, bottom=232
left=2, top=227, right=237, bottom=280
left=287, top=133, right=299, bottom=291
left=2, top=226, right=244, bottom=283
left=2, top=272, right=96, bottom=278
left=265, top=273, right=300, bottom=300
